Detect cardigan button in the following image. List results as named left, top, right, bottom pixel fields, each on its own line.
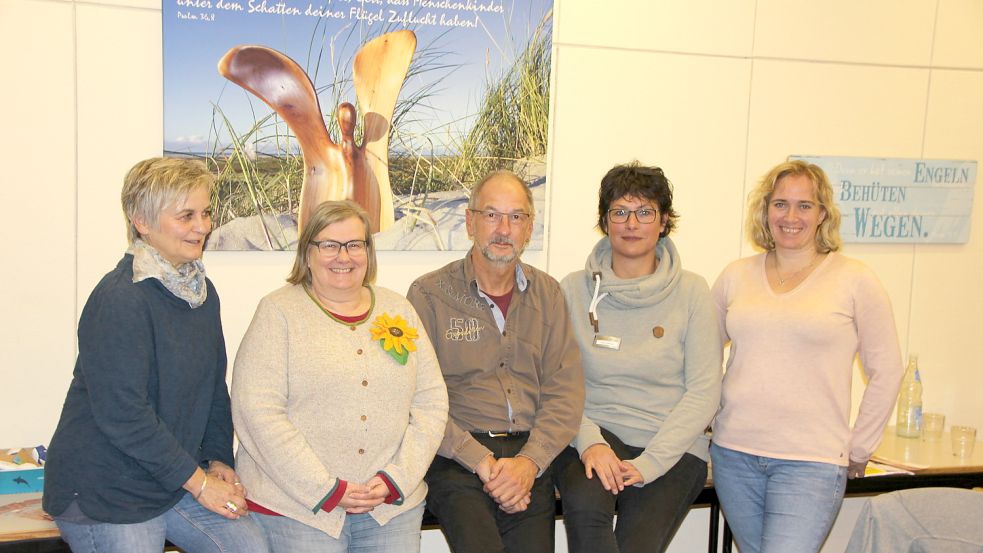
left=358, top=448, right=365, bottom=455
left=361, top=415, right=367, bottom=421
left=362, top=380, right=368, bottom=386
left=357, top=349, right=363, bottom=355
left=350, top=326, right=357, bottom=331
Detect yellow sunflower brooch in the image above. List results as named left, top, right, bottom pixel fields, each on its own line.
left=370, top=313, right=419, bottom=365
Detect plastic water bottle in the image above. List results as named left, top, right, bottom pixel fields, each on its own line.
left=895, top=354, right=922, bottom=438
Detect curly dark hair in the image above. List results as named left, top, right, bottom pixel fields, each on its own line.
left=597, top=161, right=679, bottom=238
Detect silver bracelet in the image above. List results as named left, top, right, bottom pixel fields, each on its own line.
left=195, top=475, right=208, bottom=499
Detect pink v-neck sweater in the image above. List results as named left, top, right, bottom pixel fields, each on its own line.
left=711, top=252, right=903, bottom=466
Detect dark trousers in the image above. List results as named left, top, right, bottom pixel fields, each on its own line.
left=424, top=433, right=555, bottom=553
left=553, top=427, right=707, bottom=553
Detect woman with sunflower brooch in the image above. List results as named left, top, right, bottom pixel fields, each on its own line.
left=231, top=200, right=448, bottom=553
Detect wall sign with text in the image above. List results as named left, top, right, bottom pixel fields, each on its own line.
left=791, top=156, right=977, bottom=244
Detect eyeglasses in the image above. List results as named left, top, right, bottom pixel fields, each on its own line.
left=310, top=239, right=369, bottom=257
left=469, top=209, right=532, bottom=225
left=607, top=208, right=659, bottom=224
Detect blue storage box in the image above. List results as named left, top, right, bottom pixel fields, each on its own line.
left=0, top=468, right=44, bottom=494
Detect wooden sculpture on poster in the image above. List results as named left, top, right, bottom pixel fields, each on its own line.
left=218, top=30, right=416, bottom=234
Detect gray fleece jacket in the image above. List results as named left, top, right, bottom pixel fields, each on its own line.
left=560, top=236, right=721, bottom=484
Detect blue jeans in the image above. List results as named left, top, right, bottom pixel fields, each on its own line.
left=710, top=444, right=847, bottom=553
left=55, top=492, right=268, bottom=553
left=254, top=502, right=424, bottom=553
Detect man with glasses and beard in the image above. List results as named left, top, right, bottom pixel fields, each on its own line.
left=407, top=170, right=584, bottom=553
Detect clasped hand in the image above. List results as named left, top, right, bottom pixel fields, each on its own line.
left=581, top=443, right=643, bottom=495
left=191, top=461, right=248, bottom=519
left=476, top=455, right=537, bottom=514
left=339, top=475, right=390, bottom=514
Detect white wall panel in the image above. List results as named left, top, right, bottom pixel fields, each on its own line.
left=910, top=69, right=983, bottom=432
left=548, top=45, right=750, bottom=283
left=746, top=59, right=929, bottom=184
left=933, top=0, right=983, bottom=69
left=754, top=0, right=936, bottom=66
left=555, top=0, right=755, bottom=58
left=75, top=4, right=162, bottom=307
left=0, top=0, right=78, bottom=445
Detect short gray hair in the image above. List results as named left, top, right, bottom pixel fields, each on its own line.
left=468, top=170, right=535, bottom=215
left=121, top=157, right=215, bottom=244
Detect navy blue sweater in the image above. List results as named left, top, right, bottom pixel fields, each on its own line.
left=43, top=255, right=233, bottom=523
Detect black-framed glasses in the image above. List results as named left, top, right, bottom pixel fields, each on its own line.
left=310, top=239, right=369, bottom=257
left=607, top=208, right=659, bottom=224
left=469, top=209, right=532, bottom=225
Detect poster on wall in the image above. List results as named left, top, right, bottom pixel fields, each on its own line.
left=791, top=156, right=977, bottom=244
left=163, top=0, right=553, bottom=251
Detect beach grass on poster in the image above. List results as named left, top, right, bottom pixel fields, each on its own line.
left=441, top=10, right=551, bottom=188
left=208, top=107, right=301, bottom=249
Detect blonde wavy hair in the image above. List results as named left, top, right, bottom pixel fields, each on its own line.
left=746, top=160, right=842, bottom=253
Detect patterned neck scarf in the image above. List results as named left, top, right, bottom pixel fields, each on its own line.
left=127, top=239, right=208, bottom=308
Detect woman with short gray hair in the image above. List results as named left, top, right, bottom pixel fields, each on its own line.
left=43, top=157, right=268, bottom=553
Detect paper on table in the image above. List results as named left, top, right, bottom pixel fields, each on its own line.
left=865, top=460, right=916, bottom=476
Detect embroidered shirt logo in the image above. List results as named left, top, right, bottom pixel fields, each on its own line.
left=445, top=318, right=484, bottom=342
left=436, top=278, right=483, bottom=309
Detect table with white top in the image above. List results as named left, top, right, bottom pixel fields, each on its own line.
left=871, top=428, right=983, bottom=474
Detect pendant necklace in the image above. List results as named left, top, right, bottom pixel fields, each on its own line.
left=773, top=251, right=820, bottom=287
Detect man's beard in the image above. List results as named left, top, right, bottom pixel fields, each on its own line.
left=478, top=236, right=525, bottom=264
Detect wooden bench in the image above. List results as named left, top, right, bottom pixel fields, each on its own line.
left=11, top=469, right=983, bottom=553
left=0, top=488, right=721, bottom=553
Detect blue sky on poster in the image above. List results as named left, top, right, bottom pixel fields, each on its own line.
left=163, top=0, right=552, bottom=155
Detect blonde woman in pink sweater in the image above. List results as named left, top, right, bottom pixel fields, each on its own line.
left=710, top=160, right=903, bottom=553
